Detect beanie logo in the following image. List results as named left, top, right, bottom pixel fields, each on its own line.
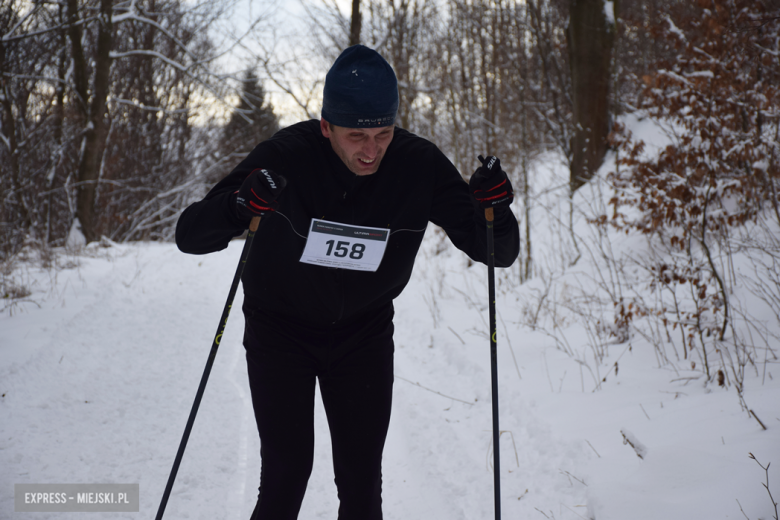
left=357, top=115, right=395, bottom=127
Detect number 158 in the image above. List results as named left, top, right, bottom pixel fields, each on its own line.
left=325, top=240, right=366, bottom=259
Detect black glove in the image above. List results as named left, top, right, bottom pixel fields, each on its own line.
left=469, top=155, right=514, bottom=209
left=234, top=168, right=287, bottom=219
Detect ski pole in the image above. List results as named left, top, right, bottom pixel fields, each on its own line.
left=485, top=207, right=501, bottom=520
left=155, top=216, right=260, bottom=520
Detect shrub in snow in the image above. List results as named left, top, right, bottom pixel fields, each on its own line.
left=592, top=1, right=779, bottom=406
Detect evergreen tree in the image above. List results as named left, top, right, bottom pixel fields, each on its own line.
left=221, top=69, right=280, bottom=163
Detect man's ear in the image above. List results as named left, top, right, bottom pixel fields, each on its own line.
left=320, top=118, right=331, bottom=138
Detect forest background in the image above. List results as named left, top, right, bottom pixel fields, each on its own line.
left=8, top=0, right=777, bottom=249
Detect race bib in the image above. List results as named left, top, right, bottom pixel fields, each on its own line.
left=299, top=219, right=390, bottom=272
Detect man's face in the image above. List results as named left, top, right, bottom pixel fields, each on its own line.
left=321, top=119, right=394, bottom=176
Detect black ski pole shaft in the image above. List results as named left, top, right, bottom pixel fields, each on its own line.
left=485, top=207, right=501, bottom=520
left=155, top=216, right=260, bottom=520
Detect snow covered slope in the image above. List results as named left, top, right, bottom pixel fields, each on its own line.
left=2, top=141, right=778, bottom=519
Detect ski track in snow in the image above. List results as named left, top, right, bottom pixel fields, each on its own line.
left=1, top=244, right=252, bottom=519
left=2, top=211, right=780, bottom=520
left=0, top=240, right=585, bottom=519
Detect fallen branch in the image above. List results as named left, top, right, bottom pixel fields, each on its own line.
left=750, top=409, right=768, bottom=431
left=395, top=375, right=474, bottom=406
left=620, top=428, right=647, bottom=459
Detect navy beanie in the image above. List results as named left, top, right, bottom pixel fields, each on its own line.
left=321, top=45, right=398, bottom=128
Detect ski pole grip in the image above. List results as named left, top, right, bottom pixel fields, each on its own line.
left=249, top=216, right=261, bottom=232
left=485, top=208, right=494, bottom=222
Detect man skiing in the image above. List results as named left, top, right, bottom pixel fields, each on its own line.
left=176, top=44, right=520, bottom=520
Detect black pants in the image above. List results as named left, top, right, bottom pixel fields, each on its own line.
left=244, top=308, right=395, bottom=520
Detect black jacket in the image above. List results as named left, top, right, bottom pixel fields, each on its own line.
left=176, top=120, right=520, bottom=327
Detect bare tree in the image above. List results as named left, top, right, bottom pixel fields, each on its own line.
left=363, top=0, right=441, bottom=132
left=0, top=0, right=278, bottom=251
left=349, top=0, right=362, bottom=46
left=526, top=0, right=572, bottom=162
left=66, top=0, right=114, bottom=243
left=568, top=0, right=617, bottom=192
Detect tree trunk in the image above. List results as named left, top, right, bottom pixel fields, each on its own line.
left=349, top=0, right=361, bottom=47
left=65, top=0, right=88, bottom=112
left=46, top=6, right=68, bottom=244
left=568, top=0, right=616, bottom=193
left=0, top=37, right=33, bottom=230
left=72, top=0, right=113, bottom=243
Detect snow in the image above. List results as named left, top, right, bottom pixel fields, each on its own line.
left=664, top=15, right=687, bottom=43
left=603, top=1, right=615, bottom=26
left=2, top=119, right=780, bottom=519
left=64, top=218, right=86, bottom=251
left=685, top=70, right=715, bottom=79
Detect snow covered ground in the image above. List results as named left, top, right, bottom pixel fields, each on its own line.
left=2, top=145, right=779, bottom=519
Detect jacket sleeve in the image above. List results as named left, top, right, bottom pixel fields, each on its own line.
left=428, top=148, right=520, bottom=268
left=175, top=176, right=247, bottom=255
left=176, top=148, right=267, bottom=254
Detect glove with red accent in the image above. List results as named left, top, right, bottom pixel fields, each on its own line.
left=469, top=155, right=514, bottom=209
left=234, top=168, right=287, bottom=219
